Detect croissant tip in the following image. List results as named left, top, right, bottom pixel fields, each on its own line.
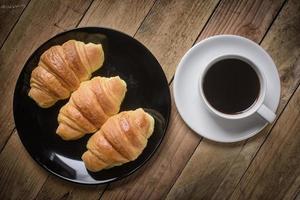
left=136, top=108, right=144, bottom=112
left=28, top=91, right=54, bottom=108
left=115, top=75, right=127, bottom=84
left=84, top=42, right=104, bottom=72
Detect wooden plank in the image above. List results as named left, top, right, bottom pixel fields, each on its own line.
left=196, top=0, right=286, bottom=42
left=281, top=175, right=300, bottom=200
left=166, top=0, right=300, bottom=199
left=132, top=0, right=220, bottom=81
left=79, top=0, right=156, bottom=35
left=0, top=0, right=30, bottom=47
left=229, top=82, right=300, bottom=199
left=0, top=131, right=48, bottom=200
left=35, top=175, right=103, bottom=200
left=99, top=0, right=285, bottom=199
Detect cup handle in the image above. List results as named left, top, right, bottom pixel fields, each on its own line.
left=257, top=104, right=276, bottom=123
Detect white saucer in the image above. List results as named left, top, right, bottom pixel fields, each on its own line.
left=173, top=35, right=280, bottom=143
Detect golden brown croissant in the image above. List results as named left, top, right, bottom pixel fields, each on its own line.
left=56, top=76, right=127, bottom=140
left=28, top=40, right=104, bottom=108
left=82, top=108, right=155, bottom=172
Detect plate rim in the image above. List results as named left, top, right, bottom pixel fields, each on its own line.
left=13, top=26, right=171, bottom=185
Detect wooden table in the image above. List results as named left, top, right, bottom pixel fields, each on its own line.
left=0, top=0, right=300, bottom=199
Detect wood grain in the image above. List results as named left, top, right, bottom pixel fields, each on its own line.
left=0, top=131, right=48, bottom=200
left=0, top=0, right=30, bottom=47
left=230, top=78, right=300, bottom=199
left=197, top=0, right=285, bottom=42
left=134, top=0, right=220, bottom=81
left=280, top=175, right=300, bottom=200
left=79, top=0, right=156, bottom=35
left=35, top=175, right=103, bottom=200
left=166, top=0, right=300, bottom=199
left=100, top=0, right=285, bottom=199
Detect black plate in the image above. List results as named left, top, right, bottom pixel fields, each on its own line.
left=13, top=27, right=171, bottom=184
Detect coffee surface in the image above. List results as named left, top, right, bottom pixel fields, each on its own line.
left=203, top=58, right=260, bottom=114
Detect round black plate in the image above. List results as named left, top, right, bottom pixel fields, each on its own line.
left=13, top=27, right=171, bottom=184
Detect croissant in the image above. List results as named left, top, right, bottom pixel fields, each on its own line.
left=56, top=76, right=127, bottom=140
left=28, top=40, right=104, bottom=108
left=82, top=108, right=155, bottom=172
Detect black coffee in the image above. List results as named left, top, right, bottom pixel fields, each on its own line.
left=203, top=58, right=260, bottom=114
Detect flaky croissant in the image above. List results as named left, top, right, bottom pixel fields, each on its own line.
left=56, top=76, right=127, bottom=140
left=82, top=108, right=155, bottom=172
left=28, top=40, right=104, bottom=108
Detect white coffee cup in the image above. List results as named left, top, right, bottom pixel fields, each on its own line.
left=198, top=54, right=276, bottom=123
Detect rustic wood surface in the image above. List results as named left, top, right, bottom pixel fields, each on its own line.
left=0, top=0, right=30, bottom=47
left=0, top=0, right=299, bottom=199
